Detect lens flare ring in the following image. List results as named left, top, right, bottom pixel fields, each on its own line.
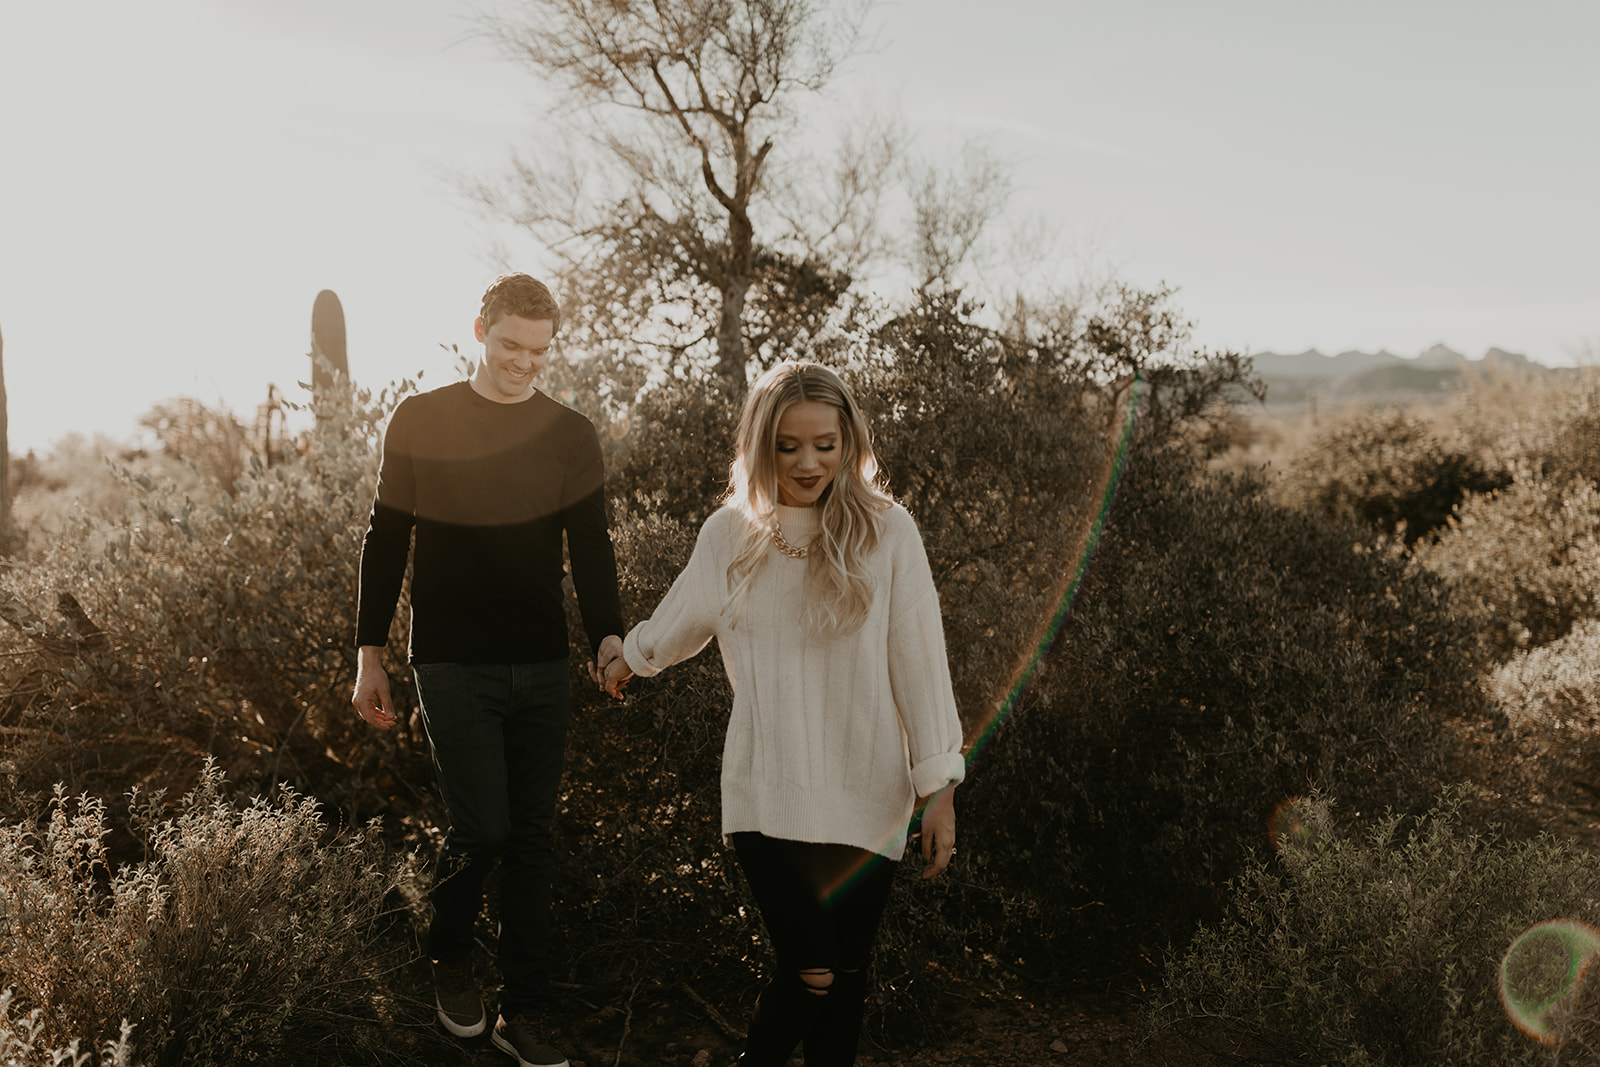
left=1267, top=796, right=1327, bottom=856
left=1499, top=918, right=1600, bottom=1046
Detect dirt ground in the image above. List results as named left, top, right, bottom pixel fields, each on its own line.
left=379, top=967, right=1232, bottom=1067
left=348, top=708, right=1600, bottom=1067
left=376, top=783, right=1600, bottom=1067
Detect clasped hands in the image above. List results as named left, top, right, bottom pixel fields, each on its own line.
left=587, top=634, right=634, bottom=700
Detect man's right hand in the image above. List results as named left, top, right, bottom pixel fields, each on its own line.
left=353, top=645, right=397, bottom=730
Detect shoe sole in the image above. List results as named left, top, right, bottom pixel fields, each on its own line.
left=490, top=1029, right=569, bottom=1067
left=436, top=1001, right=487, bottom=1038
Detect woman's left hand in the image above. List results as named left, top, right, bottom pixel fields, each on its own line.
left=602, top=654, right=634, bottom=699
left=918, top=784, right=957, bottom=879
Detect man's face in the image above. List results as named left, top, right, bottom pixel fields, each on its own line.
left=472, top=313, right=554, bottom=403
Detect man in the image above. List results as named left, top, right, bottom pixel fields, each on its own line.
left=353, top=273, right=623, bottom=1067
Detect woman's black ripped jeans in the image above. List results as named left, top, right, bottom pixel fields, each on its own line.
left=731, top=832, right=897, bottom=1067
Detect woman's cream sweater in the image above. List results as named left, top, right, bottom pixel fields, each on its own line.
left=621, top=501, right=967, bottom=858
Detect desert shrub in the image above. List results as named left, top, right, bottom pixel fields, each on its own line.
left=8, top=396, right=259, bottom=552
left=1452, top=363, right=1600, bottom=491
left=601, top=373, right=738, bottom=524
left=1276, top=406, right=1510, bottom=544
left=1488, top=618, right=1600, bottom=732
left=548, top=505, right=763, bottom=1012
left=135, top=398, right=253, bottom=498
left=0, top=761, right=416, bottom=1067
left=1540, top=374, right=1600, bottom=489
left=1411, top=474, right=1600, bottom=658
left=0, top=376, right=435, bottom=830
left=0, top=989, right=137, bottom=1067
left=1154, top=791, right=1600, bottom=1065
left=550, top=286, right=1338, bottom=1025
left=7, top=432, right=188, bottom=543
left=547, top=295, right=1094, bottom=1013
left=1482, top=619, right=1600, bottom=817
left=0, top=280, right=1490, bottom=1045
left=856, top=290, right=1112, bottom=735
left=960, top=443, right=1496, bottom=968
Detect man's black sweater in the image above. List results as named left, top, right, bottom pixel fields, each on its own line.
left=356, top=381, right=625, bottom=664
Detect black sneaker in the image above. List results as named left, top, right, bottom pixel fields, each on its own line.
left=431, top=956, right=486, bottom=1038
left=491, top=1013, right=569, bottom=1067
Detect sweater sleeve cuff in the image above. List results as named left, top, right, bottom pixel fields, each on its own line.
left=621, top=628, right=663, bottom=679
left=910, top=752, right=966, bottom=798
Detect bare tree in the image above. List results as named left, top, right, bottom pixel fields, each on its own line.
left=477, top=0, right=890, bottom=391
left=906, top=141, right=1013, bottom=294
left=900, top=138, right=1078, bottom=317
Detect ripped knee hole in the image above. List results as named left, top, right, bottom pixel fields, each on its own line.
left=799, top=968, right=834, bottom=996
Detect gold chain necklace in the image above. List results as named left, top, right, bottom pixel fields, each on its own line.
left=771, top=522, right=810, bottom=559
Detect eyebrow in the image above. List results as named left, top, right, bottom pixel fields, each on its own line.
left=776, top=431, right=839, bottom=441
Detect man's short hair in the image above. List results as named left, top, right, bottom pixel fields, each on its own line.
left=480, top=273, right=562, bottom=334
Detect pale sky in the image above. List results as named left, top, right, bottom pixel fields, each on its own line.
left=1, top=1, right=1596, bottom=454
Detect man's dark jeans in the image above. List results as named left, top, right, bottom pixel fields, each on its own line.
left=413, top=660, right=570, bottom=1018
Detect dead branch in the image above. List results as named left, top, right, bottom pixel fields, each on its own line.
left=680, top=981, right=742, bottom=1041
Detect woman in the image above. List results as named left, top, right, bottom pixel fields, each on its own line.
left=600, top=361, right=964, bottom=1066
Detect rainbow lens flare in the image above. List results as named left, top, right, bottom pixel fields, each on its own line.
left=826, top=375, right=1144, bottom=902
left=1499, top=918, right=1600, bottom=1046
left=965, top=374, right=1144, bottom=771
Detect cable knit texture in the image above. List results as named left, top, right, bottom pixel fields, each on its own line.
left=622, top=502, right=966, bottom=858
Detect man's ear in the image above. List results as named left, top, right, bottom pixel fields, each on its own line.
left=473, top=316, right=486, bottom=343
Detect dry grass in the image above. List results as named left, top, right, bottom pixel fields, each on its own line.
left=0, top=761, right=420, bottom=1066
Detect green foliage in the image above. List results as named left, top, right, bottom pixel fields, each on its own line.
left=1270, top=369, right=1600, bottom=667
left=1411, top=474, right=1600, bottom=658
left=0, top=761, right=416, bottom=1067
left=1276, top=407, right=1511, bottom=544
left=1056, top=282, right=1268, bottom=455
left=1155, top=791, right=1600, bottom=1065
left=602, top=374, right=739, bottom=525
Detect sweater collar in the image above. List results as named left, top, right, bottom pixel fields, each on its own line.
left=774, top=503, right=823, bottom=541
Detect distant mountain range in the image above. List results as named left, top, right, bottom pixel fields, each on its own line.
left=1247, top=345, right=1571, bottom=407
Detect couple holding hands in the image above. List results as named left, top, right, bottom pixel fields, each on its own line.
left=353, top=274, right=964, bottom=1067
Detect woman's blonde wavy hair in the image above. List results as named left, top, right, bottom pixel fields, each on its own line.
left=724, top=361, right=894, bottom=638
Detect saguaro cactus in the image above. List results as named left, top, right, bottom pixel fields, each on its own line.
left=309, top=288, right=349, bottom=397
left=0, top=321, right=10, bottom=546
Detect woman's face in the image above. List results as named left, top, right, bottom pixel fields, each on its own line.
left=773, top=400, right=842, bottom=507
